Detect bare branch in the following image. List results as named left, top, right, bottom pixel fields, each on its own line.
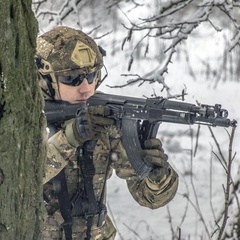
left=107, top=48, right=176, bottom=92
left=216, top=125, right=237, bottom=239
left=208, top=126, right=227, bottom=165
left=140, top=0, right=195, bottom=22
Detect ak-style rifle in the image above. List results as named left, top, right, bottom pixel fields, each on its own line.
left=45, top=92, right=237, bottom=179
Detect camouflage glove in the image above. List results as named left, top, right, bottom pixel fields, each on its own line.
left=65, top=103, right=114, bottom=146
left=140, top=138, right=169, bottom=184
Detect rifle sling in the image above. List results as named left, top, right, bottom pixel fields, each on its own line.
left=80, top=141, right=97, bottom=214
left=53, top=170, right=73, bottom=240
left=77, top=140, right=109, bottom=239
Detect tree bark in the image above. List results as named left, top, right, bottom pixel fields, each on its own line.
left=0, top=0, right=45, bottom=239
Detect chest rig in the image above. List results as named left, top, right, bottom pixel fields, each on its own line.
left=45, top=130, right=112, bottom=240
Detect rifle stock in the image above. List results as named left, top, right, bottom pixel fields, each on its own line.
left=44, top=92, right=237, bottom=179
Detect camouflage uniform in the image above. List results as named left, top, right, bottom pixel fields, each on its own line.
left=43, top=121, right=179, bottom=240
left=36, top=26, right=179, bottom=240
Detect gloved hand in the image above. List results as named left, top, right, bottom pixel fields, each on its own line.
left=72, top=103, right=115, bottom=144
left=140, top=138, right=169, bottom=183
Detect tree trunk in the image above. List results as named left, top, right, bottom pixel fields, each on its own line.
left=0, top=0, right=45, bottom=239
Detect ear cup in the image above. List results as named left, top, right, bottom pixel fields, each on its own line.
left=40, top=74, right=55, bottom=98
left=35, top=56, right=44, bottom=69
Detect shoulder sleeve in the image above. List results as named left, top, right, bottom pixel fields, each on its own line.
left=43, top=129, right=76, bottom=184
left=126, top=166, right=179, bottom=209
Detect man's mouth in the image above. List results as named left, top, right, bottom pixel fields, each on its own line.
left=76, top=99, right=88, bottom=102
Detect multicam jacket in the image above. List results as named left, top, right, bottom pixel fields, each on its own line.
left=43, top=121, right=179, bottom=240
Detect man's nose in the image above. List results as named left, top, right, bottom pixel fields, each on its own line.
left=78, top=78, right=91, bottom=93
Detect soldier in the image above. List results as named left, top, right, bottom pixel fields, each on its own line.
left=36, top=26, right=179, bottom=240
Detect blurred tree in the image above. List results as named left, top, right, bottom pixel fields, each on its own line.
left=0, top=0, right=45, bottom=239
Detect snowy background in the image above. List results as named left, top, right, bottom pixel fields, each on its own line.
left=34, top=1, right=240, bottom=239
left=103, top=32, right=240, bottom=240
left=98, top=19, right=239, bottom=240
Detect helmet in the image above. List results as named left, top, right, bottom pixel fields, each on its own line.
left=36, top=26, right=105, bottom=99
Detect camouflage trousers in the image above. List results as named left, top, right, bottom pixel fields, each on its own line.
left=43, top=211, right=116, bottom=240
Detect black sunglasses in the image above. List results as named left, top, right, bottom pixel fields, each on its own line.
left=58, top=71, right=98, bottom=86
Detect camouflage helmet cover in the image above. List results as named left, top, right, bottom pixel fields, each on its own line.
left=37, top=26, right=104, bottom=75
left=36, top=26, right=104, bottom=99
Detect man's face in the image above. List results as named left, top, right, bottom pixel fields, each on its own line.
left=57, top=78, right=96, bottom=104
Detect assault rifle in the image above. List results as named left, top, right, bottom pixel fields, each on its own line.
left=45, top=92, right=237, bottom=179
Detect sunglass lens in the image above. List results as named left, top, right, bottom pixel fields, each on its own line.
left=86, top=72, right=98, bottom=84
left=59, top=72, right=97, bottom=86
left=71, top=75, right=84, bottom=86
